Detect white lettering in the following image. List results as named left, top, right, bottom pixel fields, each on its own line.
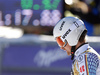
left=33, top=48, right=69, bottom=67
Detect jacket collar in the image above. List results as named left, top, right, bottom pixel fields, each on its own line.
left=75, top=43, right=89, bottom=56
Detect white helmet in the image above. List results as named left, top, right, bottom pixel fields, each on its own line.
left=53, top=17, right=87, bottom=46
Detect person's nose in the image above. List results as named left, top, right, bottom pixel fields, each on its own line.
left=60, top=47, right=66, bottom=50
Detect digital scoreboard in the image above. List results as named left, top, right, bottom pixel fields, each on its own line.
left=0, top=0, right=64, bottom=26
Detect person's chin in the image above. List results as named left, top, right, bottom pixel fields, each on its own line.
left=67, top=54, right=71, bottom=56
left=66, top=52, right=71, bottom=55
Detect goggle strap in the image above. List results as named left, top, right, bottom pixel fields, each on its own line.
left=63, top=39, right=67, bottom=47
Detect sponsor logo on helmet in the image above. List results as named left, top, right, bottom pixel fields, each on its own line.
left=62, top=29, right=71, bottom=39
left=59, top=21, right=65, bottom=31
left=73, top=21, right=79, bottom=28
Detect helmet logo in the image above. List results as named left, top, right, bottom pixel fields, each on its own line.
left=59, top=21, right=65, bottom=31
left=62, top=29, right=71, bottom=39
left=73, top=21, right=79, bottom=28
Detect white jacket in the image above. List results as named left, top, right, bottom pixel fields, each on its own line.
left=71, top=43, right=100, bottom=75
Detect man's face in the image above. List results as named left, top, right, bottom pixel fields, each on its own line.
left=56, top=37, right=72, bottom=55
left=60, top=43, right=72, bottom=55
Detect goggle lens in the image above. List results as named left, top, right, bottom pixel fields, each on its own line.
left=56, top=37, right=67, bottom=47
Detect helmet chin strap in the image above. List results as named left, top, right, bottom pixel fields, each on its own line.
left=71, top=46, right=76, bottom=60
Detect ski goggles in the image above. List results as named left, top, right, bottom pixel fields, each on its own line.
left=56, top=36, right=67, bottom=47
